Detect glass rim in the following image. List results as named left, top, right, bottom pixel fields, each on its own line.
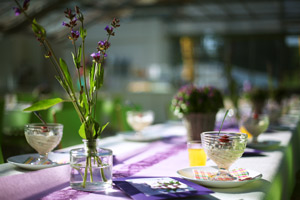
left=126, top=110, right=154, bottom=114
left=187, top=140, right=202, bottom=144
left=25, top=123, right=63, bottom=128
left=201, top=131, right=247, bottom=139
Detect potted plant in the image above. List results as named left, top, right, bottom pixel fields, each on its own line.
left=171, top=85, right=224, bottom=141
left=13, top=0, right=120, bottom=191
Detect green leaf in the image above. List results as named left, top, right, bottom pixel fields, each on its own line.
left=71, top=46, right=82, bottom=69
left=89, top=62, right=96, bottom=96
left=79, top=91, right=89, bottom=117
left=79, top=122, right=86, bottom=139
left=80, top=27, right=87, bottom=39
left=98, top=122, right=109, bottom=137
left=93, top=121, right=100, bottom=138
left=71, top=52, right=76, bottom=67
left=77, top=45, right=82, bottom=64
left=32, top=19, right=46, bottom=38
left=59, top=58, right=74, bottom=93
left=55, top=76, right=69, bottom=93
left=23, top=98, right=64, bottom=112
left=99, top=64, right=104, bottom=88
left=95, top=63, right=104, bottom=89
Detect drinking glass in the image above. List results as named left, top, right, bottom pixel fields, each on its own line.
left=241, top=114, right=269, bottom=143
left=126, top=110, right=154, bottom=136
left=201, top=131, right=247, bottom=180
left=24, top=123, right=63, bottom=164
left=187, top=141, right=207, bottom=166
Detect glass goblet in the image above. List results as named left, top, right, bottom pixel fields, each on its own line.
left=241, top=114, right=269, bottom=143
left=201, top=131, right=248, bottom=181
left=126, top=110, right=154, bottom=136
left=24, top=123, right=63, bottom=165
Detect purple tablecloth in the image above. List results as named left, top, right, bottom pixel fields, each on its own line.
left=0, top=123, right=259, bottom=200
left=0, top=136, right=192, bottom=200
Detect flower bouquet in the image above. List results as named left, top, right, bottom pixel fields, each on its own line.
left=171, top=85, right=224, bottom=140
left=14, top=0, right=120, bottom=191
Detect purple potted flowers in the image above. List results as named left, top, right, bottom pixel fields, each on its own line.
left=171, top=85, right=224, bottom=140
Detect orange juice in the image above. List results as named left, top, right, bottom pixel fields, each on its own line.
left=240, top=125, right=252, bottom=138
left=188, top=148, right=207, bottom=166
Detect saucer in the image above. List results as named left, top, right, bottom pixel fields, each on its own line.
left=247, top=140, right=280, bottom=150
left=177, top=166, right=262, bottom=188
left=119, top=131, right=163, bottom=142
left=7, top=152, right=69, bottom=170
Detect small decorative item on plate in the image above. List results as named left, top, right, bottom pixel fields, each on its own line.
left=24, top=123, right=63, bottom=165
left=126, top=110, right=154, bottom=136
left=201, top=131, right=248, bottom=181
left=114, top=176, right=213, bottom=200
left=177, top=166, right=262, bottom=188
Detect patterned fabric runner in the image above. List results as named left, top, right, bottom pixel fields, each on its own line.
left=113, top=136, right=187, bottom=178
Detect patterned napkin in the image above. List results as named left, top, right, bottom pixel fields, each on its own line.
left=193, top=168, right=252, bottom=181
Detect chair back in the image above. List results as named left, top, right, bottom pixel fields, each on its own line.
left=0, top=98, right=5, bottom=163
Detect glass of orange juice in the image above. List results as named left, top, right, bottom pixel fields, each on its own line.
left=187, top=140, right=207, bottom=166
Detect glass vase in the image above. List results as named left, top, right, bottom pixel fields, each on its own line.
left=70, top=139, right=113, bottom=191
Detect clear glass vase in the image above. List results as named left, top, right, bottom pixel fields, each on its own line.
left=70, top=139, right=113, bottom=191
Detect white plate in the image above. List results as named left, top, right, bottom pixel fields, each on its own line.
left=247, top=140, right=280, bottom=150
left=119, top=131, right=163, bottom=142
left=7, top=152, right=69, bottom=170
left=177, top=166, right=262, bottom=188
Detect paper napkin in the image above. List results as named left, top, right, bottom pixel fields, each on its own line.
left=193, top=168, right=253, bottom=181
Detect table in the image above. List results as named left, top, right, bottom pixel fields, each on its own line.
left=0, top=117, right=300, bottom=200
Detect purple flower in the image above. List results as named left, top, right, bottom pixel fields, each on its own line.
left=71, top=30, right=79, bottom=39
left=105, top=25, right=114, bottom=36
left=178, top=97, right=183, bottom=101
left=64, top=8, right=75, bottom=19
left=23, top=0, right=30, bottom=10
left=90, top=52, right=102, bottom=63
left=75, top=6, right=80, bottom=14
left=91, top=52, right=100, bottom=58
left=111, top=18, right=120, bottom=28
left=70, top=18, right=77, bottom=27
left=97, top=40, right=110, bottom=51
left=62, top=21, right=70, bottom=27
left=208, top=91, right=214, bottom=97
left=104, top=25, right=110, bottom=31
left=13, top=7, right=21, bottom=16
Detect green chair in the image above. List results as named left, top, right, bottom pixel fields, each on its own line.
left=110, top=97, right=141, bottom=132
left=0, top=98, right=5, bottom=163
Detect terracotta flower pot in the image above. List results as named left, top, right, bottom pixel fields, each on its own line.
left=183, top=113, right=216, bottom=141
